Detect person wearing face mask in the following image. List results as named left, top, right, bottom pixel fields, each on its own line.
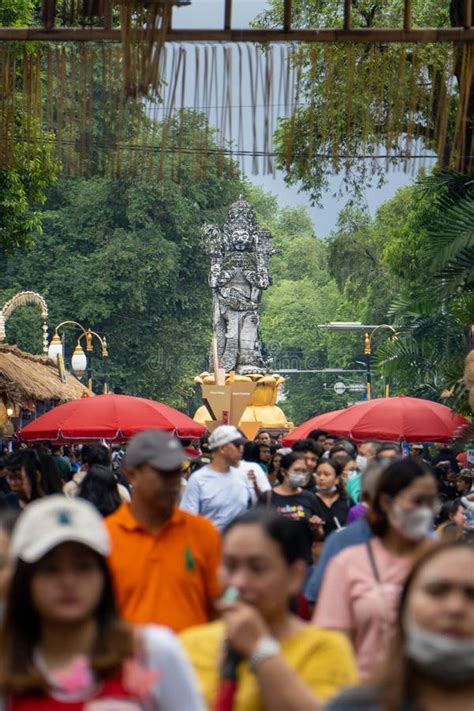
left=323, top=540, right=474, bottom=711
left=312, top=459, right=355, bottom=539
left=314, top=458, right=437, bottom=679
left=346, top=441, right=378, bottom=503
left=257, top=452, right=324, bottom=565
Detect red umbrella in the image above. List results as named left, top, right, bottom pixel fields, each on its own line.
left=19, top=394, right=205, bottom=443
left=284, top=396, right=468, bottom=445
left=282, top=408, right=347, bottom=445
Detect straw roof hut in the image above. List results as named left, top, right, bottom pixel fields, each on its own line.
left=0, top=344, right=89, bottom=411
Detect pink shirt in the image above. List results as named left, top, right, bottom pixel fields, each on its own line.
left=314, top=537, right=412, bottom=678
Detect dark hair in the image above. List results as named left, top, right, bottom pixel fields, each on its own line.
left=6, top=450, right=63, bottom=500
left=280, top=451, right=305, bottom=472
left=0, top=509, right=19, bottom=535
left=224, top=508, right=308, bottom=565
left=329, top=444, right=352, bottom=458
left=457, top=474, right=472, bottom=488
left=315, top=458, right=346, bottom=496
left=0, top=553, right=134, bottom=695
left=81, top=445, right=111, bottom=468
left=242, top=441, right=260, bottom=463
left=316, top=457, right=345, bottom=476
left=334, top=454, right=354, bottom=467
left=436, top=498, right=463, bottom=525
left=370, top=541, right=474, bottom=711
left=291, top=439, right=322, bottom=456
left=376, top=442, right=401, bottom=456
left=78, top=465, right=121, bottom=518
left=50, top=444, right=62, bottom=455
left=367, top=459, right=434, bottom=536
left=307, top=429, right=328, bottom=440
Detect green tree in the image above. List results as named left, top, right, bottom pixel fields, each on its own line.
left=0, top=115, right=245, bottom=409
left=253, top=1, right=472, bottom=203
left=374, top=172, right=474, bottom=413
left=0, top=2, right=58, bottom=253
left=246, top=186, right=364, bottom=424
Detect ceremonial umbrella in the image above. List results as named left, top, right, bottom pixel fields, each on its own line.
left=283, top=396, right=468, bottom=445
left=18, top=394, right=205, bottom=443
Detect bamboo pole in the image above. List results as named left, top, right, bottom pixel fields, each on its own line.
left=344, top=0, right=352, bottom=31
left=0, top=27, right=473, bottom=42
left=284, top=0, right=292, bottom=32
left=404, top=0, right=412, bottom=32
left=224, top=0, right=232, bottom=31
left=464, top=0, right=472, bottom=29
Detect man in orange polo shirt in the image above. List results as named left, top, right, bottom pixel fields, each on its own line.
left=105, top=430, right=221, bottom=633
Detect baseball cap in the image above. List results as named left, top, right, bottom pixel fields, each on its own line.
left=208, top=425, right=247, bottom=451
left=124, top=429, right=186, bottom=471
left=10, top=496, right=110, bottom=564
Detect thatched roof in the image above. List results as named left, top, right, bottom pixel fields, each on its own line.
left=0, top=344, right=90, bottom=408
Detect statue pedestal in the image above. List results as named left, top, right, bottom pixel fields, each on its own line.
left=193, top=372, right=292, bottom=438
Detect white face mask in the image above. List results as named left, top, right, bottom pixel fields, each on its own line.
left=405, top=622, right=474, bottom=684
left=390, top=502, right=434, bottom=541
left=347, top=468, right=360, bottom=480
left=288, top=473, right=306, bottom=489
left=316, top=484, right=338, bottom=494
left=355, top=455, right=368, bottom=471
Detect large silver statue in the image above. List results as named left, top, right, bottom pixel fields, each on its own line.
left=202, top=197, right=277, bottom=375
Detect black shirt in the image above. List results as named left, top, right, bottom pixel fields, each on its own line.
left=312, top=493, right=354, bottom=538
left=257, top=489, right=320, bottom=563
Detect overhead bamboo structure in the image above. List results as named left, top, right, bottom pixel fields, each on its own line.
left=0, top=1, right=473, bottom=179
left=0, top=0, right=473, bottom=42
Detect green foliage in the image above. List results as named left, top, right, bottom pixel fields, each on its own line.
left=247, top=186, right=365, bottom=424
left=253, top=1, right=457, bottom=204
left=0, top=142, right=57, bottom=253
left=0, top=1, right=36, bottom=26
left=0, top=1, right=59, bottom=253
left=373, top=172, right=474, bottom=413
left=0, top=116, right=245, bottom=410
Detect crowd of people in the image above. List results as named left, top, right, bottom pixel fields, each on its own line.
left=0, top=425, right=472, bottom=710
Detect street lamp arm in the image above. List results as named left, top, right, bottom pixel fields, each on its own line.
left=368, top=324, right=397, bottom=346
left=53, top=320, right=89, bottom=337
left=77, top=329, right=108, bottom=356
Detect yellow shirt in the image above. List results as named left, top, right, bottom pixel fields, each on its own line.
left=180, top=620, right=357, bottom=711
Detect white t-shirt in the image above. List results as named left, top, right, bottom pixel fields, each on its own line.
left=180, top=464, right=250, bottom=531
left=235, top=460, right=271, bottom=503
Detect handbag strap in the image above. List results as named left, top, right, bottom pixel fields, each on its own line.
left=366, top=540, right=381, bottom=584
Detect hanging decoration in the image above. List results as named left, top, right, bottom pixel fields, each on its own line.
left=0, top=292, right=49, bottom=353
left=0, top=42, right=473, bottom=180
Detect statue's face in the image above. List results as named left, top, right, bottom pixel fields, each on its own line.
left=232, top=228, right=253, bottom=251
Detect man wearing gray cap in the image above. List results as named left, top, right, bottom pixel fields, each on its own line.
left=180, top=424, right=251, bottom=531
left=105, top=430, right=221, bottom=633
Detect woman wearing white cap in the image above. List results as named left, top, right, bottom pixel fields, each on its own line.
left=0, top=496, right=205, bottom=711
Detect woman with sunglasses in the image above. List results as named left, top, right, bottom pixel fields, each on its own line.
left=0, top=496, right=204, bottom=710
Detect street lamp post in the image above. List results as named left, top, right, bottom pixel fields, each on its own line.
left=363, top=324, right=397, bottom=400
left=48, top=321, right=109, bottom=394
left=317, top=322, right=397, bottom=400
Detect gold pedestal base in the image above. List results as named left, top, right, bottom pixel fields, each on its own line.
left=193, top=372, right=292, bottom=434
